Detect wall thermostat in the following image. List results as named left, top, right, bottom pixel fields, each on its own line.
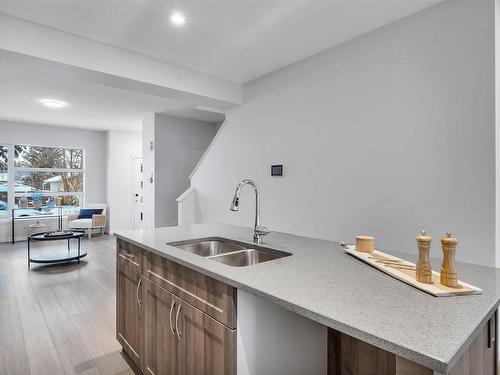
left=271, top=164, right=283, bottom=176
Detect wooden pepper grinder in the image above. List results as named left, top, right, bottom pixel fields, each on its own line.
left=416, top=231, right=432, bottom=284
left=440, top=233, right=460, bottom=288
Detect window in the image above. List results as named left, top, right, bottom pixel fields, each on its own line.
left=0, top=145, right=7, bottom=215
left=0, top=144, right=84, bottom=216
left=14, top=145, right=83, bottom=206
left=13, top=145, right=84, bottom=207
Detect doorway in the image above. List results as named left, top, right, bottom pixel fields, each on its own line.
left=132, top=157, right=144, bottom=229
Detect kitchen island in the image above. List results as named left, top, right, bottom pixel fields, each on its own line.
left=114, top=223, right=499, bottom=374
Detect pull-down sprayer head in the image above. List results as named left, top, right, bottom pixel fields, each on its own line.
left=230, top=196, right=239, bottom=211
left=230, top=179, right=255, bottom=211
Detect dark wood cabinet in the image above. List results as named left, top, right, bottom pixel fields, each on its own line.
left=116, top=262, right=144, bottom=370
left=176, top=293, right=236, bottom=375
left=117, top=238, right=236, bottom=375
left=143, top=279, right=180, bottom=375
left=448, top=312, right=496, bottom=375
left=328, top=310, right=497, bottom=375
left=143, top=278, right=235, bottom=375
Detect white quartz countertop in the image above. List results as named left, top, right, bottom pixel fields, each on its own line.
left=114, top=223, right=500, bottom=373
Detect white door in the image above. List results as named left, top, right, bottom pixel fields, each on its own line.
left=132, top=157, right=144, bottom=229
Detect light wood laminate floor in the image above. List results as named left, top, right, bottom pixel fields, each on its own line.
left=0, top=235, right=135, bottom=375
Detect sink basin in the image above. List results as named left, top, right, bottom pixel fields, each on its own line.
left=168, top=238, right=247, bottom=257
left=208, top=248, right=291, bottom=267
left=168, top=237, right=292, bottom=267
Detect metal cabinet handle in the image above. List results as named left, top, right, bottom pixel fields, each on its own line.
left=136, top=277, right=142, bottom=308
left=169, top=300, right=176, bottom=335
left=175, top=303, right=182, bottom=340
left=120, top=249, right=135, bottom=260
left=124, top=250, right=135, bottom=260
left=488, top=315, right=496, bottom=348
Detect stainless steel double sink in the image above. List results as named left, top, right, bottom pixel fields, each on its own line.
left=167, top=237, right=292, bottom=267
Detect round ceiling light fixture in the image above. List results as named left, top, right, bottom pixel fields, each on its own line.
left=170, top=12, right=186, bottom=26
left=39, top=99, right=67, bottom=109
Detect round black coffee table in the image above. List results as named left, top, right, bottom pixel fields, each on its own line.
left=28, top=230, right=86, bottom=269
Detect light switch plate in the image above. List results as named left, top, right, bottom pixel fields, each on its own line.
left=271, top=164, right=283, bottom=176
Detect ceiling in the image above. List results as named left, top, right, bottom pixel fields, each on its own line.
left=0, top=65, right=224, bottom=132
left=0, top=0, right=443, bottom=83
left=0, top=0, right=443, bottom=131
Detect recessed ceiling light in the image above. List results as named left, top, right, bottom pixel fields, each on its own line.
left=40, top=99, right=67, bottom=109
left=170, top=12, right=185, bottom=26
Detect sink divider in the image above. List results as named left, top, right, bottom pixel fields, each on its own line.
left=206, top=249, right=251, bottom=259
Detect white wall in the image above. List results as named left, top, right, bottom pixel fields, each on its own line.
left=106, top=130, right=142, bottom=233
left=154, top=114, right=217, bottom=227
left=237, top=290, right=327, bottom=375
left=191, top=0, right=496, bottom=266
left=0, top=120, right=107, bottom=241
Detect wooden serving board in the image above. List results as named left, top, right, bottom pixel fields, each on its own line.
left=344, top=246, right=482, bottom=297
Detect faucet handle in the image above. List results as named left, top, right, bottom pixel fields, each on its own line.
left=254, top=225, right=270, bottom=244
left=255, top=225, right=270, bottom=236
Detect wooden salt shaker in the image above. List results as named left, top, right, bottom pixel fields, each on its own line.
left=415, top=231, right=432, bottom=284
left=355, top=236, right=375, bottom=253
left=440, top=233, right=459, bottom=288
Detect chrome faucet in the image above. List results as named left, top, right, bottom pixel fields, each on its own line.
left=230, top=179, right=270, bottom=244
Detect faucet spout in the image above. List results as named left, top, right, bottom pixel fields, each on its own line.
left=230, top=179, right=270, bottom=243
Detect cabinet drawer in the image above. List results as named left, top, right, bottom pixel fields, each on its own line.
left=116, top=238, right=143, bottom=273
left=144, top=251, right=236, bottom=329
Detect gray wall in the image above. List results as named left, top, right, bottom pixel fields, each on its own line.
left=191, top=0, right=496, bottom=266
left=154, top=114, right=216, bottom=227
left=0, top=120, right=107, bottom=204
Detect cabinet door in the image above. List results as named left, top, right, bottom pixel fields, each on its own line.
left=116, top=262, right=144, bottom=369
left=175, top=298, right=236, bottom=375
left=449, top=311, right=497, bottom=375
left=144, top=279, right=179, bottom=375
